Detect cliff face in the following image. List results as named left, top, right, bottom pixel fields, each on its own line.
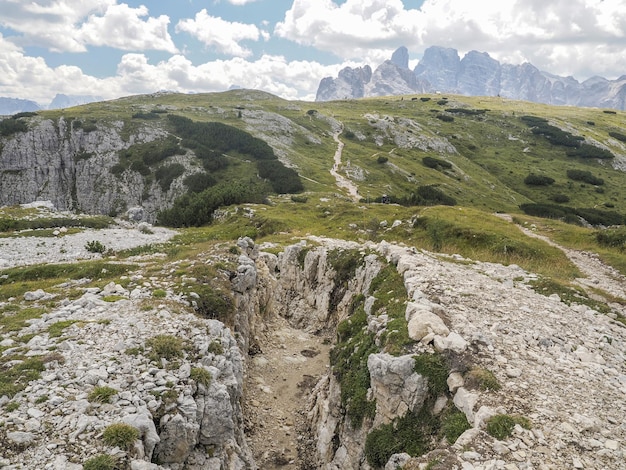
left=0, top=117, right=189, bottom=221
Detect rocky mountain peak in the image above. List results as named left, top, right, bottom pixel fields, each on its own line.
left=316, top=45, right=626, bottom=110
left=390, top=46, right=409, bottom=69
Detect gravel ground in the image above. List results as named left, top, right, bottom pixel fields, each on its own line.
left=0, top=224, right=177, bottom=269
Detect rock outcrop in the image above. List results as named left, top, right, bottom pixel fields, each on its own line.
left=0, top=117, right=192, bottom=222
left=317, top=45, right=626, bottom=111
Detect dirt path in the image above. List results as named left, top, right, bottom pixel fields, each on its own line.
left=496, top=213, right=626, bottom=302
left=330, top=128, right=360, bottom=201
left=244, top=317, right=331, bottom=469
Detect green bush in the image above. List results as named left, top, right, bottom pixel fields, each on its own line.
left=521, top=116, right=582, bottom=147
left=190, top=367, right=212, bottom=387
left=291, top=195, right=308, bottom=203
left=0, top=357, right=45, bottom=397
left=85, top=240, right=106, bottom=253
left=436, top=114, right=454, bottom=122
left=83, top=454, right=117, bottom=470
left=132, top=111, right=161, bottom=120
left=0, top=117, right=28, bottom=136
left=365, top=405, right=437, bottom=468
left=155, top=163, right=185, bottom=191
left=152, top=289, right=167, bottom=298
left=47, top=320, right=78, bottom=338
left=566, top=144, right=615, bottom=159
left=192, top=285, right=234, bottom=321
left=524, top=174, right=555, bottom=186
left=566, top=169, right=604, bottom=185
left=609, top=131, right=626, bottom=142
left=88, top=386, right=118, bottom=403
left=422, top=156, right=452, bottom=170
left=184, top=172, right=216, bottom=193
left=445, top=108, right=486, bottom=116
left=130, top=160, right=150, bottom=176
left=551, top=194, right=570, bottom=203
left=397, top=185, right=456, bottom=207
left=486, top=414, right=531, bottom=440
left=330, top=296, right=377, bottom=428
left=464, top=367, right=501, bottom=391
left=413, top=353, right=449, bottom=397
left=328, top=249, right=361, bottom=288
left=167, top=114, right=303, bottom=193
left=4, top=401, right=19, bottom=412
left=376, top=155, right=388, bottom=164
left=146, top=335, right=184, bottom=362
left=596, top=227, right=626, bottom=249
left=156, top=180, right=267, bottom=227
left=102, top=423, right=139, bottom=450
left=441, top=408, right=471, bottom=443
left=520, top=203, right=624, bottom=226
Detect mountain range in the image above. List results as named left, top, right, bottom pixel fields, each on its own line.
left=0, top=94, right=103, bottom=115
left=316, top=46, right=626, bottom=110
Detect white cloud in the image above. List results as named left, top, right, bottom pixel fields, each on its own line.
left=0, top=33, right=114, bottom=104
left=275, top=0, right=422, bottom=63
left=115, top=53, right=348, bottom=101
left=176, top=9, right=266, bottom=58
left=0, top=29, right=346, bottom=104
left=0, top=1, right=177, bottom=53
left=275, top=0, right=626, bottom=80
left=78, top=3, right=178, bottom=53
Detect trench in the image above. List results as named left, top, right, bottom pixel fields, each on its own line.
left=243, top=316, right=332, bottom=469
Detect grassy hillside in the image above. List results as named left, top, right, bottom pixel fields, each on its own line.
left=40, top=90, right=625, bottom=213
left=7, top=89, right=626, bottom=283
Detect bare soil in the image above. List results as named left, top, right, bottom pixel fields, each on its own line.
left=244, top=316, right=332, bottom=469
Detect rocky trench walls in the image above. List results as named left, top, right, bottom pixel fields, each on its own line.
left=5, top=232, right=625, bottom=469
left=238, top=237, right=555, bottom=469
left=0, top=117, right=191, bottom=221
left=234, top=237, right=474, bottom=469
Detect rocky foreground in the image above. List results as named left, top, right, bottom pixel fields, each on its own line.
left=0, top=220, right=625, bottom=469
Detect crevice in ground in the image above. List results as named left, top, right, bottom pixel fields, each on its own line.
left=243, top=316, right=332, bottom=469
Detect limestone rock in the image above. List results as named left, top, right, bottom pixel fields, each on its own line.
left=368, top=353, right=429, bottom=426
left=453, top=387, right=479, bottom=424
left=122, top=412, right=160, bottom=461
left=406, top=307, right=449, bottom=341
left=7, top=431, right=36, bottom=446
left=316, top=45, right=626, bottom=110
left=153, top=414, right=199, bottom=464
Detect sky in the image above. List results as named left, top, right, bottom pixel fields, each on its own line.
left=0, top=0, right=625, bottom=105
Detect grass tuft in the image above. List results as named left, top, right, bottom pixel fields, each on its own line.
left=102, top=423, right=139, bottom=450
left=88, top=386, right=118, bottom=404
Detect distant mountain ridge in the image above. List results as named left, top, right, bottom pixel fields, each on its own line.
left=0, top=94, right=103, bottom=115
left=316, top=46, right=626, bottom=110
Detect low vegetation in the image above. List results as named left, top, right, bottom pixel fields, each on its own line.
left=145, top=335, right=185, bottom=363
left=83, top=454, right=118, bottom=470
left=330, top=294, right=377, bottom=428
left=88, top=386, right=118, bottom=404
left=102, top=423, right=139, bottom=450
left=485, top=414, right=532, bottom=440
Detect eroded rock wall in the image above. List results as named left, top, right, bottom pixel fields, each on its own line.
left=0, top=118, right=190, bottom=221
